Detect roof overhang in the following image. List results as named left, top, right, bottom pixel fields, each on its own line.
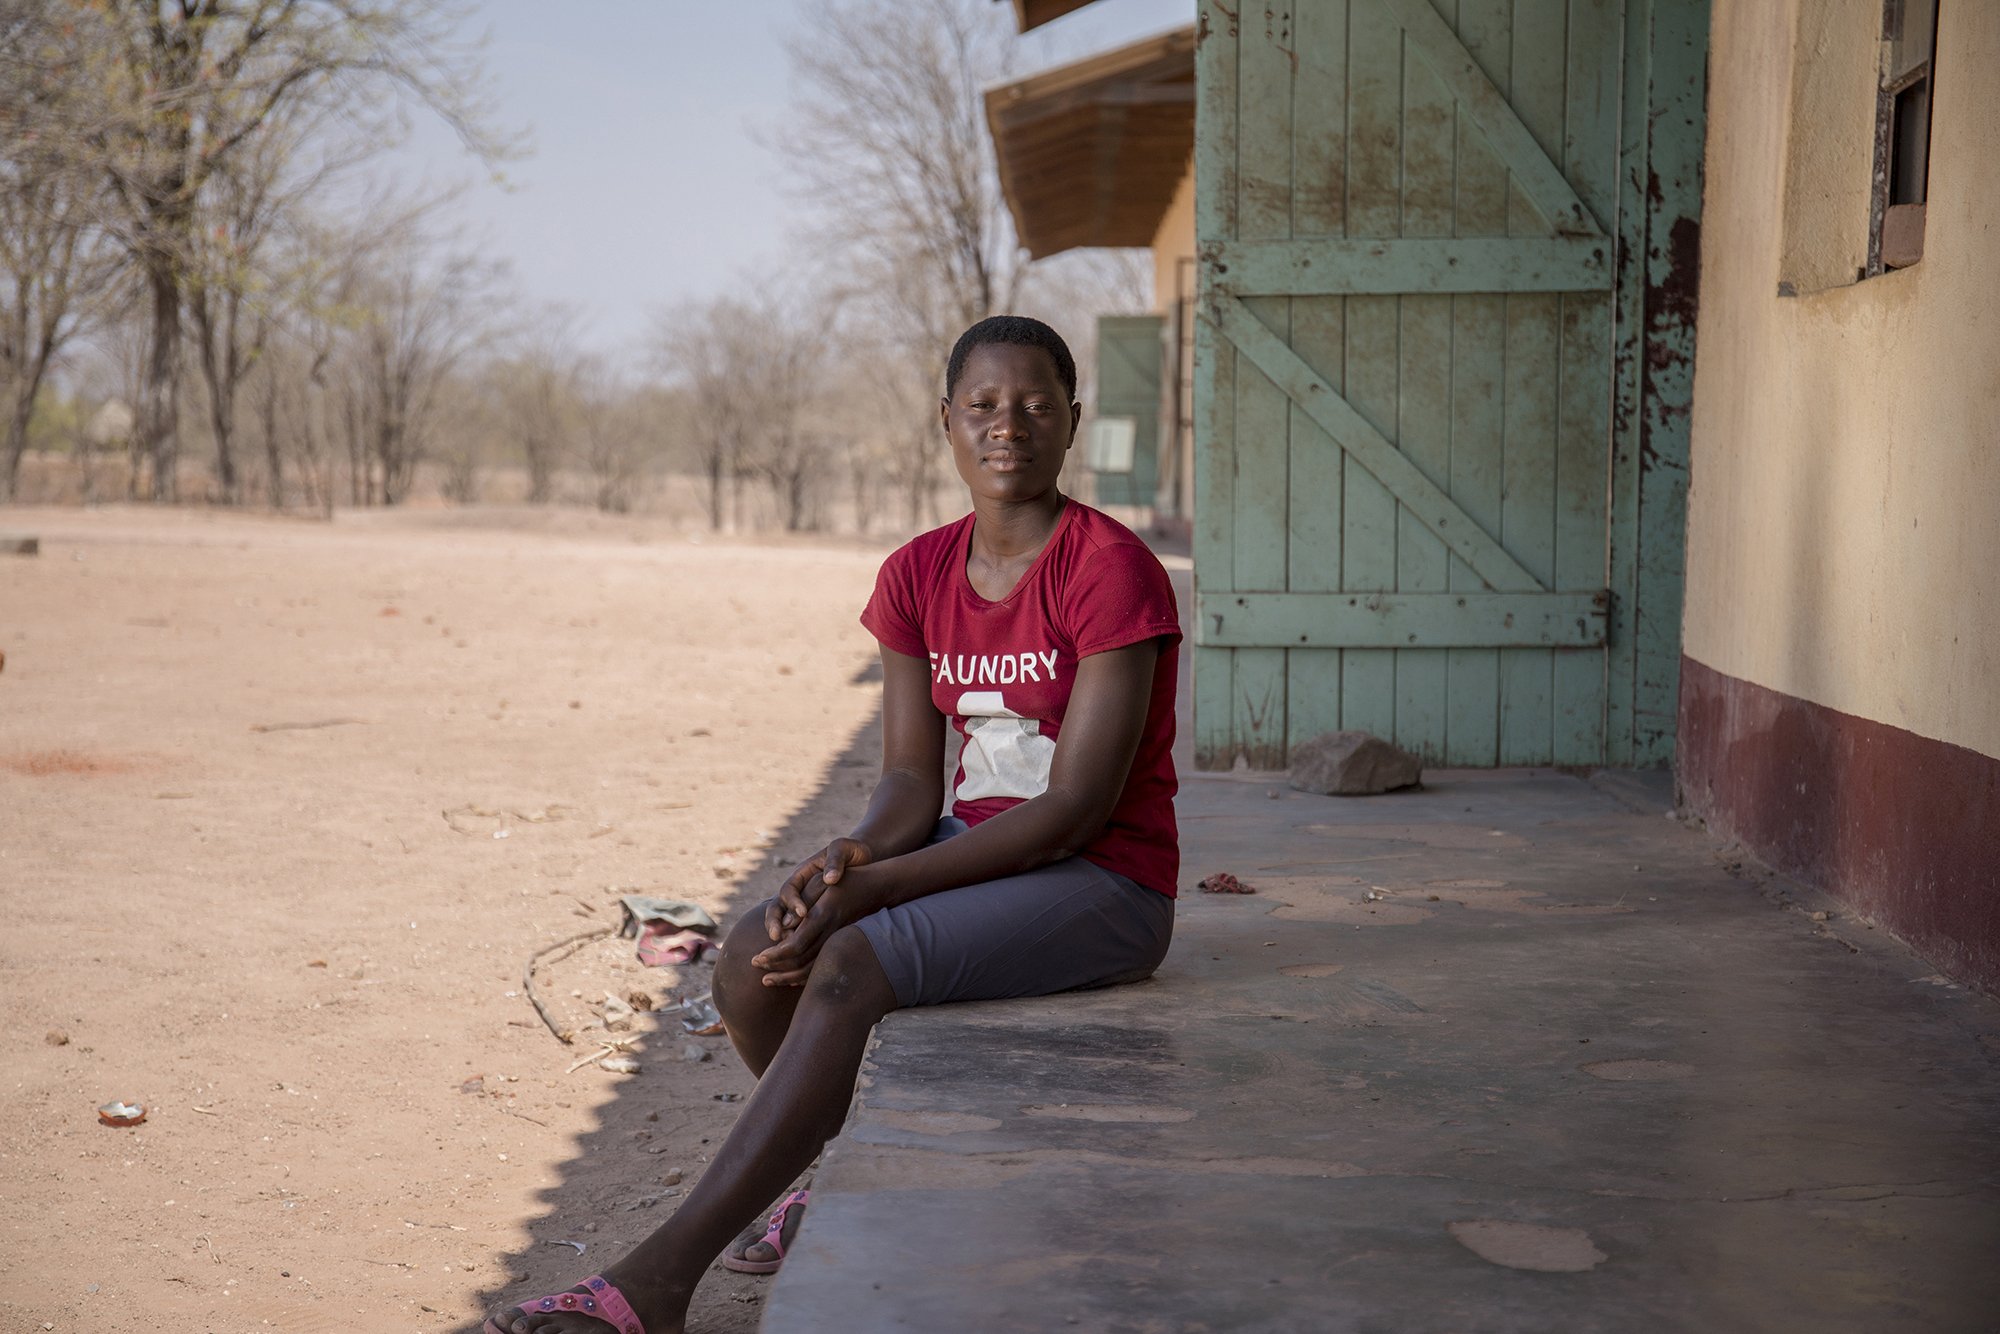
left=985, top=25, right=1196, bottom=260
left=999, top=0, right=1098, bottom=32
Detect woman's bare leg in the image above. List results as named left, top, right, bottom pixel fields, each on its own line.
left=710, top=906, right=815, bottom=1266
left=490, top=924, right=898, bottom=1334
left=712, top=902, right=805, bottom=1077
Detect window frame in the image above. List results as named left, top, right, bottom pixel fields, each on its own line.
left=1867, top=0, right=1941, bottom=274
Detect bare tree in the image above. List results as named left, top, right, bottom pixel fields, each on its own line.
left=428, top=368, right=488, bottom=504
left=50, top=0, right=510, bottom=500
left=573, top=359, right=655, bottom=515
left=347, top=245, right=496, bottom=505
left=185, top=107, right=366, bottom=503
left=187, top=127, right=292, bottom=503
left=652, top=296, right=759, bottom=532
left=245, top=327, right=290, bottom=505
left=248, top=249, right=350, bottom=513
left=492, top=307, right=583, bottom=504
left=0, top=2, right=119, bottom=499
left=222, top=197, right=476, bottom=511
left=739, top=301, right=835, bottom=533
left=780, top=0, right=1030, bottom=520
left=784, top=0, right=1027, bottom=351
left=259, top=337, right=338, bottom=513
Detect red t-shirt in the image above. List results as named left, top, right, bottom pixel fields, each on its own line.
left=860, top=501, right=1182, bottom=897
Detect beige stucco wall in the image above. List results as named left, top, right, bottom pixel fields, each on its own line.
left=1683, top=0, right=2000, bottom=760
left=1150, top=157, right=1195, bottom=313
left=1775, top=0, right=1878, bottom=293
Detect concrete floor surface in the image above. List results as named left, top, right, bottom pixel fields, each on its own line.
left=762, top=768, right=2000, bottom=1333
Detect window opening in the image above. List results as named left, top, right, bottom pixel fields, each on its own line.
left=1870, top=0, right=1939, bottom=272
left=1086, top=417, right=1137, bottom=474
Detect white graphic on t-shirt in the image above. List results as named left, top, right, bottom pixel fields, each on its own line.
left=953, top=690, right=1056, bottom=803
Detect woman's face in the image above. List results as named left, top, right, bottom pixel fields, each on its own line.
left=939, top=343, right=1079, bottom=505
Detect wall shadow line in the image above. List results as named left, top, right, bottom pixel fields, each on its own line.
left=466, top=551, right=1181, bottom=1332
left=466, top=670, right=890, bottom=1333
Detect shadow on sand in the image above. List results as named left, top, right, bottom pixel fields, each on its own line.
left=463, top=555, right=1188, bottom=1333
left=467, top=659, right=898, bottom=1333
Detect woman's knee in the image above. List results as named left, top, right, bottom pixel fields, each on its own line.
left=714, top=902, right=779, bottom=1008
left=802, top=926, right=894, bottom=1010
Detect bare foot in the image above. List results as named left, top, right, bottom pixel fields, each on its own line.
left=722, top=1190, right=808, bottom=1271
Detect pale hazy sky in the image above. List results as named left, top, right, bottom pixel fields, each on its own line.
left=374, top=0, right=1193, bottom=359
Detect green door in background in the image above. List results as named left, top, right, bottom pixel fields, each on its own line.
left=1192, top=0, right=1705, bottom=769
left=1091, top=314, right=1164, bottom=509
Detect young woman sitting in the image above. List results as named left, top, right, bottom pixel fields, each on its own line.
left=487, top=315, right=1182, bottom=1334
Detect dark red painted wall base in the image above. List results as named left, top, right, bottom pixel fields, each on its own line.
left=1677, top=655, right=2000, bottom=995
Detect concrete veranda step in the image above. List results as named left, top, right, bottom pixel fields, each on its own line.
left=761, top=770, right=2000, bottom=1333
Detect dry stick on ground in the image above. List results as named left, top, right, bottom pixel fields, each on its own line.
left=248, top=717, right=366, bottom=733
left=565, top=1037, right=637, bottom=1075
left=523, top=924, right=616, bottom=1044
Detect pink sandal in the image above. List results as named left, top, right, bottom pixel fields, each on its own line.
left=720, top=1188, right=810, bottom=1274
left=484, top=1274, right=647, bottom=1334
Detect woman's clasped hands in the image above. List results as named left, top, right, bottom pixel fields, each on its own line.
left=751, top=836, right=878, bottom=986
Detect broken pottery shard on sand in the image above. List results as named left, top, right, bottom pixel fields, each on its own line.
left=1288, top=730, right=1423, bottom=796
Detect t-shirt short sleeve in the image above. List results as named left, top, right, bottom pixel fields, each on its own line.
left=859, top=544, right=928, bottom=659
left=1067, top=541, right=1183, bottom=658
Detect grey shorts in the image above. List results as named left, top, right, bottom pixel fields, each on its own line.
left=853, top=818, right=1175, bottom=1009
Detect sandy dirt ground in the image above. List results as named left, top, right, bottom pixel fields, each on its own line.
left=0, top=505, right=895, bottom=1333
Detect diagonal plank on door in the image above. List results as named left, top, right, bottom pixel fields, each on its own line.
left=1381, top=0, right=1605, bottom=238
left=1207, top=292, right=1544, bottom=593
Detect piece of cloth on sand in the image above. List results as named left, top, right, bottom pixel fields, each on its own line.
left=618, top=896, right=718, bottom=938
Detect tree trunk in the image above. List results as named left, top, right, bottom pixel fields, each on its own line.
left=2, top=383, right=35, bottom=501
left=706, top=451, right=723, bottom=530
left=376, top=423, right=396, bottom=504
left=374, top=376, right=403, bottom=506
left=261, top=369, right=283, bottom=509
left=137, top=259, right=183, bottom=502
left=193, top=294, right=241, bottom=504
left=76, top=412, right=96, bottom=505
left=0, top=311, right=51, bottom=499
left=785, top=466, right=807, bottom=532
left=344, top=389, right=365, bottom=506
left=528, top=435, right=553, bottom=504
left=210, top=393, right=237, bottom=501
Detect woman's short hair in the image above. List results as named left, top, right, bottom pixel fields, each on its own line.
left=945, top=316, right=1077, bottom=402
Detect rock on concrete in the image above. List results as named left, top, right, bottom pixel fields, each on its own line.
left=1288, top=729, right=1422, bottom=795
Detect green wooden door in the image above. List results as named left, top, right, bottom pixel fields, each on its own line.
left=1091, top=314, right=1164, bottom=509
left=1192, top=0, right=1705, bottom=769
